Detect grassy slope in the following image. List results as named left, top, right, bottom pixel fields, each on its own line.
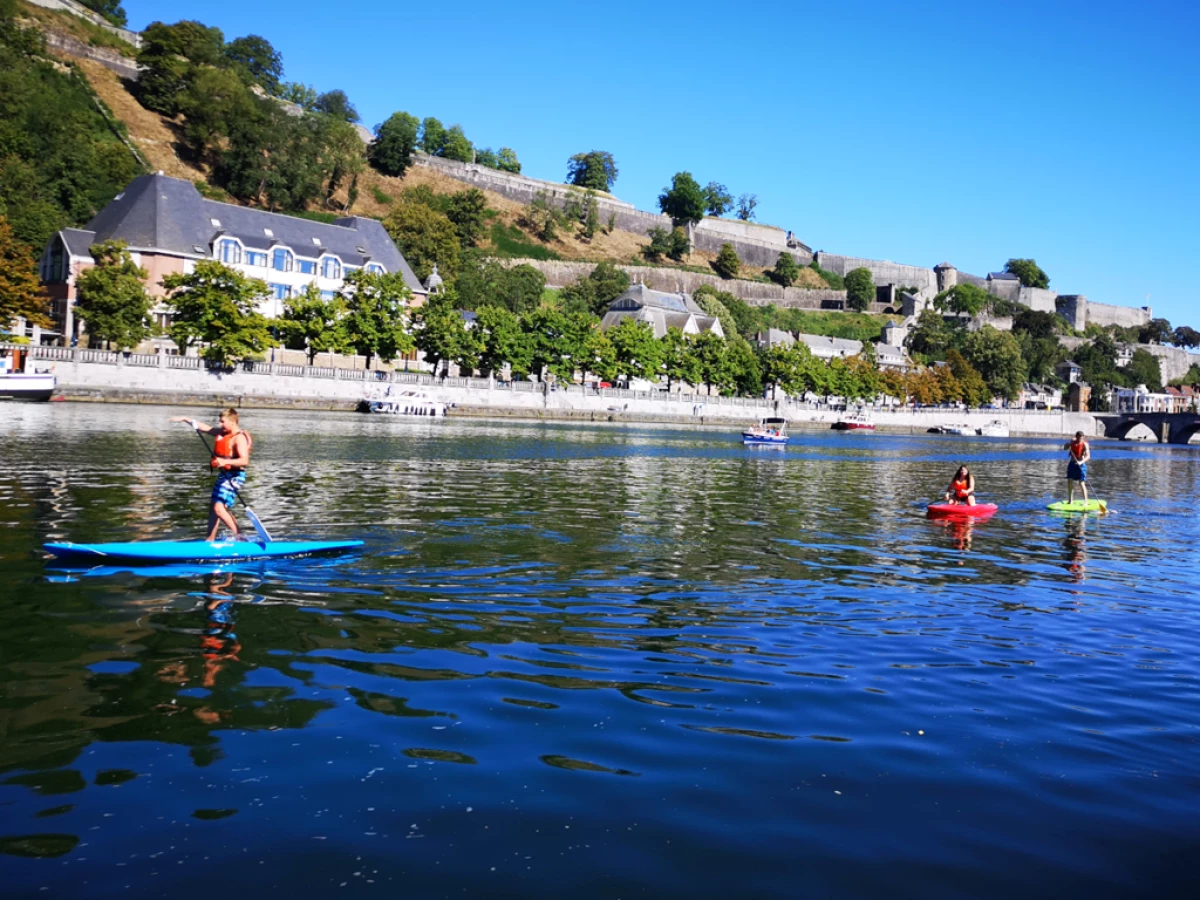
left=18, top=0, right=136, bottom=57
left=70, top=57, right=839, bottom=298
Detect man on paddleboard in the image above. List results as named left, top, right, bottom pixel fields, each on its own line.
left=1064, top=431, right=1090, bottom=504
left=169, top=409, right=252, bottom=541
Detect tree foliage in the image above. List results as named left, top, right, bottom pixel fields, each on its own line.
left=223, top=35, right=282, bottom=94
left=1003, top=258, right=1050, bottom=289
left=73, top=240, right=155, bottom=348
left=736, top=193, right=757, bottom=221
left=162, top=260, right=272, bottom=365
left=771, top=252, right=800, bottom=288
left=339, top=269, right=414, bottom=368
left=281, top=283, right=347, bottom=363
left=961, top=325, right=1025, bottom=400
left=382, top=200, right=461, bottom=283
left=1126, top=348, right=1163, bottom=391
left=712, top=244, right=741, bottom=280
left=933, top=283, right=990, bottom=316
left=0, top=215, right=50, bottom=328
left=315, top=89, right=358, bottom=123
left=558, top=262, right=630, bottom=317
left=844, top=267, right=875, bottom=312
left=608, top=318, right=662, bottom=381
left=79, top=0, right=128, bottom=27
left=370, top=111, right=420, bottom=177
left=566, top=151, right=617, bottom=192
left=703, top=182, right=733, bottom=217
left=419, top=117, right=446, bottom=155
left=658, top=172, right=706, bottom=227
left=444, top=188, right=489, bottom=248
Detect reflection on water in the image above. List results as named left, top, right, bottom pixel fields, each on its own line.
left=1, top=404, right=1199, bottom=897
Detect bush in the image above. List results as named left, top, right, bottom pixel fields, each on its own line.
left=489, top=222, right=561, bottom=260
left=370, top=185, right=394, bottom=205
left=771, top=252, right=800, bottom=287
left=712, top=243, right=741, bottom=280
left=809, top=261, right=844, bottom=290
left=844, top=267, right=875, bottom=312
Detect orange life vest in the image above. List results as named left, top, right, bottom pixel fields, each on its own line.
left=953, top=476, right=970, bottom=498
left=1069, top=439, right=1086, bottom=461
left=212, top=429, right=251, bottom=471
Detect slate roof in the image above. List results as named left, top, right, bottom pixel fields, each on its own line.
left=987, top=271, right=1019, bottom=281
left=755, top=328, right=795, bottom=348
left=610, top=282, right=704, bottom=316
left=795, top=333, right=863, bottom=356
left=65, top=173, right=424, bottom=295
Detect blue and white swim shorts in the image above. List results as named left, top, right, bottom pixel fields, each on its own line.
left=212, top=469, right=247, bottom=507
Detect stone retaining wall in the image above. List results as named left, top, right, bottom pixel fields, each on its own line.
left=24, top=0, right=141, bottom=46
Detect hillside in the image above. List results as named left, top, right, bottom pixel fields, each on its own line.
left=64, top=53, right=828, bottom=289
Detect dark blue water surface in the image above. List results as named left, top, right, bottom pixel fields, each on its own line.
left=1, top=405, right=1198, bottom=898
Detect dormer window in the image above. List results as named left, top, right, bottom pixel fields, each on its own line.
left=365, top=263, right=385, bottom=275
left=321, top=257, right=341, bottom=279
left=218, top=238, right=241, bottom=264
left=272, top=247, right=293, bottom=272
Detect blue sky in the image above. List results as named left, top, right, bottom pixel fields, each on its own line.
left=125, top=0, right=1199, bottom=324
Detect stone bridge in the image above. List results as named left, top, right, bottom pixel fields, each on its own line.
left=1096, top=413, right=1200, bottom=444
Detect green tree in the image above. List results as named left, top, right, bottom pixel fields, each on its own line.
left=712, top=243, right=741, bottom=280
left=584, top=327, right=618, bottom=382
left=496, top=147, right=521, bottom=174
left=693, top=285, right=738, bottom=338
left=315, top=89, right=358, bottom=123
left=475, top=305, right=530, bottom=378
left=736, top=193, right=757, bottom=221
left=690, top=330, right=729, bottom=395
left=413, top=293, right=467, bottom=375
left=523, top=307, right=594, bottom=382
left=0, top=215, right=50, bottom=328
left=1126, top=348, right=1163, bottom=391
left=1003, top=258, right=1050, bottom=289
left=771, top=252, right=800, bottom=287
left=177, top=65, right=256, bottom=163
left=908, top=307, right=956, bottom=362
left=279, top=81, right=318, bottom=110
left=1172, top=325, right=1200, bottom=349
left=370, top=111, right=420, bottom=177
left=643, top=227, right=671, bottom=262
left=608, top=318, right=662, bottom=382
left=558, top=262, right=630, bottom=317
left=281, top=283, right=347, bottom=363
left=74, top=240, right=155, bottom=348
left=1139, top=317, right=1173, bottom=345
left=420, top=117, right=446, bottom=155
left=703, top=182, right=733, bottom=217
left=658, top=171, right=706, bottom=227
left=135, top=20, right=224, bottom=115
left=162, top=260, right=273, bottom=365
left=441, top=125, right=473, bottom=163
left=566, top=151, right=617, bottom=191
left=725, top=337, right=762, bottom=396
left=933, top=282, right=990, bottom=316
left=79, top=0, right=128, bottom=27
left=339, top=269, right=414, bottom=368
left=761, top=342, right=808, bottom=398
left=445, top=188, right=489, bottom=247
left=223, top=35, right=282, bottom=94
left=497, top=264, right=547, bottom=315
left=660, top=327, right=700, bottom=390
left=844, top=267, right=875, bottom=312
left=961, top=325, right=1025, bottom=400
left=382, top=200, right=461, bottom=283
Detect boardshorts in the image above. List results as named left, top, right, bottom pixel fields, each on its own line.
left=212, top=469, right=246, bottom=507
left=1067, top=460, right=1087, bottom=482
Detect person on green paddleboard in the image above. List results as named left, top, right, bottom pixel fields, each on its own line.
left=1064, top=431, right=1090, bottom=504
left=169, top=408, right=253, bottom=541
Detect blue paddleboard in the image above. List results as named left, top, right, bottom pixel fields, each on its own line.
left=43, top=539, right=364, bottom=563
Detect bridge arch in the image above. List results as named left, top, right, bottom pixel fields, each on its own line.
left=1109, top=420, right=1161, bottom=442
left=1171, top=421, right=1200, bottom=445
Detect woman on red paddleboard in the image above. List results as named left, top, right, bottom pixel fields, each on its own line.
left=944, top=465, right=976, bottom=506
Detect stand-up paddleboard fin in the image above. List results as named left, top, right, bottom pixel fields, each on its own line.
left=245, top=507, right=271, bottom=544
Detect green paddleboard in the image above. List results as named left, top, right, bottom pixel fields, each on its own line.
left=1047, top=499, right=1108, bottom=513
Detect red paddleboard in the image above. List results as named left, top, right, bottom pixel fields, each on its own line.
left=927, top=502, right=998, bottom=518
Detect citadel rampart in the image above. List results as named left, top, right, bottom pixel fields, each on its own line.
left=413, top=155, right=812, bottom=269
left=24, top=0, right=141, bottom=47
left=500, top=259, right=854, bottom=311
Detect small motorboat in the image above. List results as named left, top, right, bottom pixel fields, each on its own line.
left=358, top=388, right=446, bottom=417
left=0, top=347, right=55, bottom=402
left=831, top=413, right=875, bottom=431
left=939, top=423, right=974, bottom=436
left=743, top=417, right=789, bottom=446
left=977, top=420, right=1010, bottom=437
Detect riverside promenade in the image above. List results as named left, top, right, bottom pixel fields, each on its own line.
left=13, top=344, right=1097, bottom=436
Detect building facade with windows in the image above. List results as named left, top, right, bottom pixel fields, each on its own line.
left=39, top=173, right=427, bottom=348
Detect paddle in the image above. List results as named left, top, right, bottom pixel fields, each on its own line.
left=180, top=421, right=272, bottom=545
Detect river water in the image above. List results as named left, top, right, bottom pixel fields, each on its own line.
left=1, top=405, right=1197, bottom=898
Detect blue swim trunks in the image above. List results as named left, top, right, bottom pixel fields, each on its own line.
left=212, top=469, right=246, bottom=507
left=1067, top=460, right=1087, bottom=482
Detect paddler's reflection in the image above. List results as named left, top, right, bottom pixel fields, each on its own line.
left=948, top=519, right=973, bottom=553
left=1064, top=517, right=1087, bottom=582
left=201, top=573, right=241, bottom=688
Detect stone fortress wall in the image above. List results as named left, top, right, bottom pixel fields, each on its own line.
left=500, top=259, right=851, bottom=311
left=413, top=156, right=812, bottom=270
left=24, top=0, right=141, bottom=46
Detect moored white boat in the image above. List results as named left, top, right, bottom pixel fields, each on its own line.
left=977, top=420, right=1010, bottom=437
left=0, top=348, right=55, bottom=402
left=743, top=417, right=789, bottom=446
left=831, top=413, right=875, bottom=431
left=940, top=423, right=974, bottom=436
left=359, top=388, right=446, bottom=417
